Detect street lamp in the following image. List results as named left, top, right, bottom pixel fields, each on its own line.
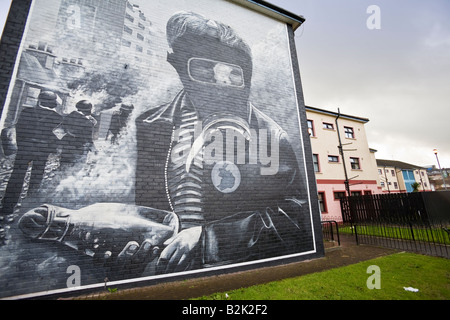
left=433, top=149, right=447, bottom=191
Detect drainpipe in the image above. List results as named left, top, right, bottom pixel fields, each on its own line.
left=384, top=166, right=390, bottom=193
left=336, top=108, right=350, bottom=197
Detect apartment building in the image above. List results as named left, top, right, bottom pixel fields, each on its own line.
left=121, top=1, right=155, bottom=62
left=376, top=159, right=432, bottom=193
left=306, top=106, right=381, bottom=222
left=427, top=165, right=450, bottom=191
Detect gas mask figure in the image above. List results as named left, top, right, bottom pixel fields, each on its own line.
left=135, top=12, right=313, bottom=273
left=17, top=12, right=313, bottom=282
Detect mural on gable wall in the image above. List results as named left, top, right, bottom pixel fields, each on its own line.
left=0, top=0, right=319, bottom=298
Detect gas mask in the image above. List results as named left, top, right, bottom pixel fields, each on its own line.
left=168, top=35, right=252, bottom=120
left=188, top=57, right=245, bottom=88
left=168, top=36, right=254, bottom=171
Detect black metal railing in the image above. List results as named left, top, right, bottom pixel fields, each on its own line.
left=321, top=220, right=340, bottom=246
left=340, top=191, right=450, bottom=258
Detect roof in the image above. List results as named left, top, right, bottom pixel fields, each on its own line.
left=305, top=105, right=370, bottom=123
left=376, top=159, right=426, bottom=170
left=229, top=0, right=305, bottom=30
left=17, top=51, right=66, bottom=90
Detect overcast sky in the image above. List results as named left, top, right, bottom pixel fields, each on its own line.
left=270, top=0, right=450, bottom=168
left=1, top=0, right=449, bottom=168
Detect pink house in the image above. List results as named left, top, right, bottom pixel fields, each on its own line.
left=306, top=106, right=382, bottom=222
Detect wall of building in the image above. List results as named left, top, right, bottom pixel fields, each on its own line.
left=306, top=108, right=381, bottom=221
left=378, top=166, right=401, bottom=193
left=0, top=0, right=323, bottom=298
left=414, top=169, right=432, bottom=192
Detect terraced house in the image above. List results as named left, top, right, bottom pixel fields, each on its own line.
left=306, top=106, right=381, bottom=222
left=376, top=159, right=432, bottom=193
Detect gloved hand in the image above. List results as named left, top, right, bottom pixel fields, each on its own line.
left=18, top=203, right=179, bottom=279
left=156, top=226, right=202, bottom=274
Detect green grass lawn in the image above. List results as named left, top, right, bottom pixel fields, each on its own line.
left=193, top=252, right=450, bottom=300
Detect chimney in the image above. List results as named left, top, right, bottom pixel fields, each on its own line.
left=26, top=42, right=56, bottom=69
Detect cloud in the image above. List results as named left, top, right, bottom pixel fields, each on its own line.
left=284, top=0, right=450, bottom=168
left=424, top=23, right=450, bottom=48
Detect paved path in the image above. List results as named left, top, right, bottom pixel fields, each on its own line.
left=65, top=235, right=399, bottom=300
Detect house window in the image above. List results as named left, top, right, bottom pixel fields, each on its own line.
left=328, top=155, right=339, bottom=163
left=378, top=169, right=382, bottom=174
left=393, top=182, right=398, bottom=189
left=313, top=154, right=320, bottom=172
left=137, top=33, right=144, bottom=41
left=323, top=122, right=334, bottom=130
left=351, top=191, right=362, bottom=196
left=404, top=170, right=415, bottom=180
left=380, top=182, right=385, bottom=187
left=350, top=157, right=360, bottom=169
left=123, top=25, right=133, bottom=35
left=23, top=87, right=40, bottom=107
left=307, top=120, right=315, bottom=137
left=125, top=13, right=134, bottom=23
left=344, top=126, right=354, bottom=139
left=318, top=192, right=327, bottom=213
left=391, top=170, right=395, bottom=177
left=334, top=191, right=346, bottom=200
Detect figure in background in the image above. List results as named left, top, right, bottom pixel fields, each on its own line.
left=59, top=100, right=97, bottom=169
left=106, top=103, right=134, bottom=144
left=0, top=90, right=62, bottom=218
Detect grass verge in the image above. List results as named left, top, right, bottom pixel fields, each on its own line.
left=193, top=252, right=450, bottom=300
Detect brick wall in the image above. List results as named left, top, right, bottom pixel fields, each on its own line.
left=0, top=0, right=323, bottom=299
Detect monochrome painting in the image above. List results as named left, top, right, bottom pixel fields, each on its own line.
left=0, top=0, right=320, bottom=298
